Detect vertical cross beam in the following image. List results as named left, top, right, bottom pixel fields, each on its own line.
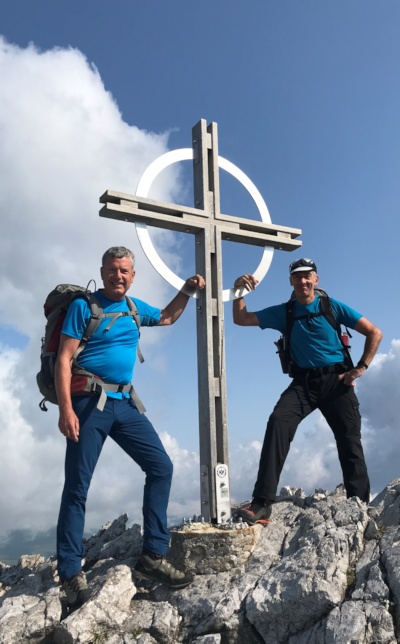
left=192, top=120, right=230, bottom=522
left=99, top=119, right=302, bottom=524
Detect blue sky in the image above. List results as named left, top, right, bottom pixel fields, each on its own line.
left=0, top=1, right=399, bottom=563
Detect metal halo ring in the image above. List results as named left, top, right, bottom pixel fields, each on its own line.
left=135, top=148, right=274, bottom=301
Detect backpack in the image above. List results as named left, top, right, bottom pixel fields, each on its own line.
left=274, top=288, right=353, bottom=376
left=37, top=283, right=145, bottom=412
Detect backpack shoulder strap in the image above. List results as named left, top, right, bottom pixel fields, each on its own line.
left=285, top=298, right=295, bottom=338
left=283, top=297, right=295, bottom=355
left=318, top=291, right=354, bottom=369
left=126, top=297, right=141, bottom=329
left=276, top=298, right=295, bottom=375
left=316, top=290, right=338, bottom=331
left=81, top=293, right=104, bottom=341
left=72, top=293, right=104, bottom=363
left=290, top=289, right=337, bottom=329
left=126, top=297, right=144, bottom=364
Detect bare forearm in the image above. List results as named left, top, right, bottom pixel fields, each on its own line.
left=54, top=357, right=73, bottom=411
left=160, top=291, right=191, bottom=325
left=360, top=328, right=383, bottom=365
left=355, top=318, right=383, bottom=366
left=233, top=297, right=249, bottom=325
left=232, top=274, right=260, bottom=326
left=340, top=321, right=383, bottom=386
left=158, top=274, right=205, bottom=326
left=55, top=354, right=80, bottom=442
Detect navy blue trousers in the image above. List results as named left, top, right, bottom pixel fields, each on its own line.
left=253, top=373, right=370, bottom=504
left=57, top=396, right=173, bottom=582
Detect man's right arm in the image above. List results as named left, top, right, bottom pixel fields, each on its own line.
left=232, top=274, right=261, bottom=327
left=54, top=334, right=81, bottom=442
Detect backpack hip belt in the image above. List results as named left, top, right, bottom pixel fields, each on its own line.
left=71, top=369, right=146, bottom=413
left=290, top=362, right=348, bottom=378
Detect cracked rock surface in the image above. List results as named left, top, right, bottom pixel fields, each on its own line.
left=1, top=481, right=399, bottom=643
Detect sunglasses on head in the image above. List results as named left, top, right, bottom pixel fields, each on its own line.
left=289, top=258, right=317, bottom=274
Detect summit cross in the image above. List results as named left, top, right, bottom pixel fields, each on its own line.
left=99, top=119, right=302, bottom=523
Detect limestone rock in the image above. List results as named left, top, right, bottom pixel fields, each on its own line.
left=84, top=514, right=143, bottom=567
left=53, top=561, right=136, bottom=643
left=0, top=480, right=399, bottom=643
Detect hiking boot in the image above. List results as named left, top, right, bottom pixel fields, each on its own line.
left=237, top=499, right=272, bottom=526
left=62, top=571, right=91, bottom=607
left=133, top=551, right=194, bottom=589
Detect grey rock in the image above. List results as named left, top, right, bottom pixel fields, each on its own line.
left=364, top=517, right=380, bottom=540
left=0, top=587, right=61, bottom=644
left=369, top=478, right=400, bottom=526
left=1, top=482, right=400, bottom=643
left=380, top=526, right=400, bottom=634
left=125, top=600, right=180, bottom=643
left=290, top=601, right=396, bottom=643
left=279, top=485, right=305, bottom=498
left=0, top=555, right=60, bottom=644
left=245, top=497, right=371, bottom=643
left=84, top=515, right=143, bottom=566
left=53, top=562, right=136, bottom=643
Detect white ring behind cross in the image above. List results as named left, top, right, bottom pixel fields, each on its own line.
left=135, top=148, right=274, bottom=301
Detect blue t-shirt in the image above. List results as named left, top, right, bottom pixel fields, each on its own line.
left=62, top=290, right=161, bottom=396
left=255, top=295, right=362, bottom=368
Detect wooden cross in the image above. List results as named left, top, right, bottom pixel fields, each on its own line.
left=99, top=119, right=301, bottom=523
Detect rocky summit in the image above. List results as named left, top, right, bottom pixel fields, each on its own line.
left=0, top=480, right=400, bottom=644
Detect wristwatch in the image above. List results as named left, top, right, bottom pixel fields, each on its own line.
left=357, top=360, right=368, bottom=370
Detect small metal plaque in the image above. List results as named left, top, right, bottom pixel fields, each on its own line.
left=215, top=463, right=231, bottom=523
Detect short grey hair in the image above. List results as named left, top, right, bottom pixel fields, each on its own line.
left=102, top=246, right=135, bottom=269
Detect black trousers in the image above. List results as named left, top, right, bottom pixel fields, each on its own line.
left=253, top=372, right=370, bottom=503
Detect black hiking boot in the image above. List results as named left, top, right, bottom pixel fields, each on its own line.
left=62, top=571, right=91, bottom=607
left=133, top=551, right=193, bottom=589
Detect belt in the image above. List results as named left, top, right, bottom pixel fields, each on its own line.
left=292, top=363, right=347, bottom=378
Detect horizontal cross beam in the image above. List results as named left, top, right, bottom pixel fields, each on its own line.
left=100, top=190, right=302, bottom=251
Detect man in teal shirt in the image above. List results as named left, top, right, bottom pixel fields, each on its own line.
left=233, top=258, right=382, bottom=526
left=56, top=246, right=205, bottom=606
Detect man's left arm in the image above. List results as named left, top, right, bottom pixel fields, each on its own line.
left=339, top=316, right=383, bottom=386
left=157, top=274, right=205, bottom=326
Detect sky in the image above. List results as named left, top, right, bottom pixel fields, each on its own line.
left=0, top=1, right=399, bottom=564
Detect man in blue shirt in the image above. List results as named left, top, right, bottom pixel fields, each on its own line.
left=55, top=246, right=205, bottom=606
left=233, top=258, right=382, bottom=526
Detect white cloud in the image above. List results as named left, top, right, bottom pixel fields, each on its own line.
left=278, top=415, right=343, bottom=493
left=230, top=440, right=262, bottom=503
left=0, top=37, right=188, bottom=545
left=0, top=36, right=190, bottom=351
left=0, top=37, right=399, bottom=563
left=0, top=37, right=184, bottom=338
left=357, top=339, right=400, bottom=428
left=0, top=347, right=64, bottom=534
left=357, top=339, right=400, bottom=493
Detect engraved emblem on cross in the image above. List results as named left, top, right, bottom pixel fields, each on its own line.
left=100, top=119, right=301, bottom=523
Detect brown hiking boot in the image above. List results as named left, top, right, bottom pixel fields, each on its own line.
left=237, top=500, right=272, bottom=526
